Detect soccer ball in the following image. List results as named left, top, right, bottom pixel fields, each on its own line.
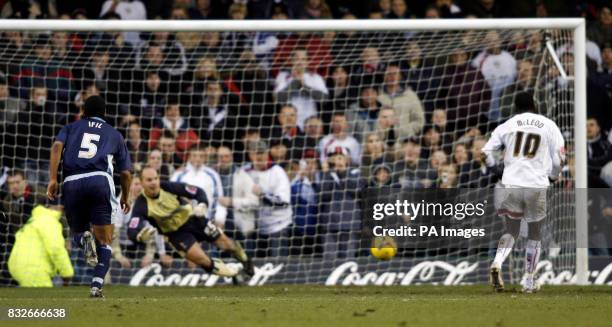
left=370, top=236, right=397, bottom=260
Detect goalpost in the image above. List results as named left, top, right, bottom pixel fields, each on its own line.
left=0, top=18, right=588, bottom=286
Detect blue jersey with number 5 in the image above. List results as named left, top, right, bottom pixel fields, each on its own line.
left=55, top=117, right=131, bottom=177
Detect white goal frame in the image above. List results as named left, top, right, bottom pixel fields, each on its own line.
left=0, top=18, right=588, bottom=285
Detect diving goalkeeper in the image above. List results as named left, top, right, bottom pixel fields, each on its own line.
left=127, top=166, right=254, bottom=279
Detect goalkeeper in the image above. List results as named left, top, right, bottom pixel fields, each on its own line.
left=127, top=166, right=254, bottom=279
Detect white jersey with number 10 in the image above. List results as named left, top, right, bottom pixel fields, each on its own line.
left=482, top=112, right=565, bottom=188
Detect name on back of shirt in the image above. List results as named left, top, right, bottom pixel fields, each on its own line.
left=516, top=119, right=544, bottom=129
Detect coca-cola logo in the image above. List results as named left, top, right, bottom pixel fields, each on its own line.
left=129, top=263, right=284, bottom=287
left=325, top=261, right=479, bottom=286
left=534, top=260, right=612, bottom=285
left=124, top=259, right=612, bottom=287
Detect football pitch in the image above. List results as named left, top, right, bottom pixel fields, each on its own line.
left=0, top=285, right=611, bottom=327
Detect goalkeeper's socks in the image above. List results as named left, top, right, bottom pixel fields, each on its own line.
left=72, top=233, right=83, bottom=249
left=90, top=244, right=112, bottom=289
left=492, top=233, right=515, bottom=269
left=525, top=239, right=541, bottom=275
left=232, top=241, right=249, bottom=263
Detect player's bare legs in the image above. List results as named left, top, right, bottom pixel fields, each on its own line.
left=522, top=221, right=542, bottom=293
left=491, top=217, right=521, bottom=292
left=213, top=233, right=254, bottom=276
left=89, top=224, right=114, bottom=298
left=185, top=243, right=238, bottom=277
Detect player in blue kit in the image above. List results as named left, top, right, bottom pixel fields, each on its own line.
left=47, top=96, right=132, bottom=298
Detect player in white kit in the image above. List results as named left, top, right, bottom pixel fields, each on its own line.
left=481, top=92, right=565, bottom=293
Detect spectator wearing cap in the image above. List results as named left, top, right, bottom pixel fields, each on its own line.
left=289, top=149, right=320, bottom=255
left=319, top=145, right=364, bottom=259
left=318, top=113, right=361, bottom=166
left=149, top=101, right=200, bottom=162
left=392, top=137, right=431, bottom=188
left=243, top=140, right=292, bottom=257
left=269, top=104, right=308, bottom=161
left=274, top=49, right=329, bottom=129
left=370, top=163, right=394, bottom=187
left=377, top=63, right=425, bottom=140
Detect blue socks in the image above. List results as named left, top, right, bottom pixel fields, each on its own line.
left=91, top=244, right=112, bottom=289
left=72, top=233, right=83, bottom=249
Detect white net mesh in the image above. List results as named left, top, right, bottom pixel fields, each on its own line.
left=0, top=26, right=578, bottom=286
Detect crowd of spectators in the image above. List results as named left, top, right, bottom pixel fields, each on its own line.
left=0, top=0, right=611, bottom=280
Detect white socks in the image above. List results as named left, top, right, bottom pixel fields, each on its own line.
left=492, top=233, right=515, bottom=269
left=524, top=239, right=541, bottom=275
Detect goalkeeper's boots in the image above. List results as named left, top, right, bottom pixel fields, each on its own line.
left=211, top=258, right=239, bottom=277
left=243, top=257, right=255, bottom=277
left=82, top=231, right=98, bottom=267
left=490, top=266, right=505, bottom=292
left=522, top=275, right=540, bottom=294
left=89, top=287, right=104, bottom=298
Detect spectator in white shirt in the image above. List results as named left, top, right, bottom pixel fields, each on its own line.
left=100, top=0, right=147, bottom=47
left=471, top=31, right=517, bottom=122
left=274, top=49, right=328, bottom=129
left=318, top=113, right=361, bottom=166
left=171, top=144, right=227, bottom=227
left=243, top=140, right=292, bottom=257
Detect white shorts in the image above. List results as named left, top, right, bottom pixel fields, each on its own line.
left=497, top=186, right=547, bottom=223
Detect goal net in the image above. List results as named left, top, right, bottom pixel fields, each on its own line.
left=0, top=20, right=587, bottom=286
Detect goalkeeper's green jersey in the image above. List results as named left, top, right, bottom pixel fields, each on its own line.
left=131, top=182, right=207, bottom=234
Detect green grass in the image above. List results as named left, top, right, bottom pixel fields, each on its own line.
left=0, top=285, right=611, bottom=327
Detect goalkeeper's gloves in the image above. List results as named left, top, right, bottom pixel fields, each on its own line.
left=191, top=201, right=208, bottom=218
left=136, top=225, right=156, bottom=242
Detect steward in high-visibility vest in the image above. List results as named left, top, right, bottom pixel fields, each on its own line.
left=8, top=205, right=74, bottom=287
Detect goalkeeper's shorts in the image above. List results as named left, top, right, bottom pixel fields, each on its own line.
left=166, top=217, right=222, bottom=256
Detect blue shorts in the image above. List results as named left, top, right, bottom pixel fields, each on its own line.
left=62, top=172, right=118, bottom=233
